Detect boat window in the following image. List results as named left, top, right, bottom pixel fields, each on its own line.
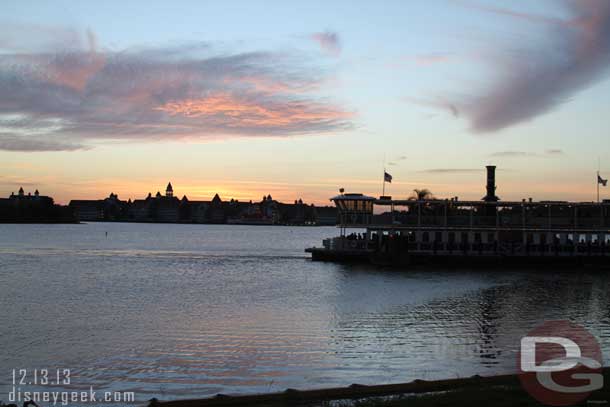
left=461, top=232, right=469, bottom=243
left=435, top=232, right=442, bottom=242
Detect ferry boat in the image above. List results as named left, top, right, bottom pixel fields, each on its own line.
left=306, top=166, right=610, bottom=267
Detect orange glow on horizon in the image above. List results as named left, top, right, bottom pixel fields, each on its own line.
left=4, top=175, right=606, bottom=208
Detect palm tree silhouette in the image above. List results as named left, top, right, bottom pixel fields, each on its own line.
left=409, top=188, right=435, bottom=200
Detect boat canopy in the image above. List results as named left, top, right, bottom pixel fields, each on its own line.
left=330, top=193, right=376, bottom=201
left=331, top=194, right=375, bottom=226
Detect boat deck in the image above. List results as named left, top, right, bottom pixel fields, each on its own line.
left=306, top=245, right=610, bottom=267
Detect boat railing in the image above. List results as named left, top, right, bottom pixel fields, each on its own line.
left=359, top=218, right=610, bottom=230
left=339, top=212, right=610, bottom=229
left=385, top=240, right=610, bottom=256
left=324, top=236, right=369, bottom=251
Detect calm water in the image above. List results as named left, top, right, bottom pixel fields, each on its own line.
left=1, top=223, right=610, bottom=405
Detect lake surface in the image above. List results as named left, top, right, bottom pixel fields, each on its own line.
left=1, top=223, right=609, bottom=405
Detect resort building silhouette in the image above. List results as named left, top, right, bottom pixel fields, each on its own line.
left=68, top=182, right=338, bottom=225
left=0, top=188, right=76, bottom=223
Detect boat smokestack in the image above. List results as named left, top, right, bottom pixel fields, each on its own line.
left=483, top=165, right=499, bottom=202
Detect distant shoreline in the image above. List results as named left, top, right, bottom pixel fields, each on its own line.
left=0, top=220, right=80, bottom=224
left=0, top=220, right=335, bottom=226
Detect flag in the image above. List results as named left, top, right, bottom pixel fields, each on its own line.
left=384, top=171, right=393, bottom=183
left=599, top=174, right=608, bottom=187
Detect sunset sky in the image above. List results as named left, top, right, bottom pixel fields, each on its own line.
left=1, top=0, right=610, bottom=204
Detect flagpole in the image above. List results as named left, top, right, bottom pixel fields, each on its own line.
left=598, top=170, right=600, bottom=204
left=598, top=158, right=601, bottom=203
left=381, top=153, right=386, bottom=197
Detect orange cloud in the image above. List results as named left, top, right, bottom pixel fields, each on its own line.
left=155, top=93, right=353, bottom=129
left=234, top=76, right=287, bottom=93
left=1, top=33, right=353, bottom=150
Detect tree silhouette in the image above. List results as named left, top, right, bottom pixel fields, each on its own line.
left=409, top=188, right=435, bottom=200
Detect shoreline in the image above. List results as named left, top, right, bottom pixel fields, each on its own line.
left=150, top=368, right=610, bottom=406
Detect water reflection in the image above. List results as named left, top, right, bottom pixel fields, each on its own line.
left=0, top=224, right=609, bottom=405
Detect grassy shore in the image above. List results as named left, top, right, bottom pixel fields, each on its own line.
left=327, top=381, right=609, bottom=407
left=151, top=369, right=610, bottom=407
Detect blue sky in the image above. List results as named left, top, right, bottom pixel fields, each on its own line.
left=1, top=0, right=609, bottom=203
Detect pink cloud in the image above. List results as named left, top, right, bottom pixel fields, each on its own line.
left=311, top=31, right=341, bottom=56
left=0, top=29, right=353, bottom=151
left=155, top=92, right=353, bottom=128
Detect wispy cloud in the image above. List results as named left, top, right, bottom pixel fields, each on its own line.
left=406, top=97, right=460, bottom=118
left=398, top=53, right=453, bottom=67
left=387, top=155, right=407, bottom=166
left=490, top=151, right=534, bottom=158
left=311, top=31, right=341, bottom=56
left=454, top=0, right=567, bottom=25
left=425, top=1, right=610, bottom=133
left=490, top=149, right=564, bottom=158
left=0, top=134, right=87, bottom=152
left=0, top=25, right=353, bottom=151
left=0, top=174, right=39, bottom=187
left=419, top=168, right=482, bottom=174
